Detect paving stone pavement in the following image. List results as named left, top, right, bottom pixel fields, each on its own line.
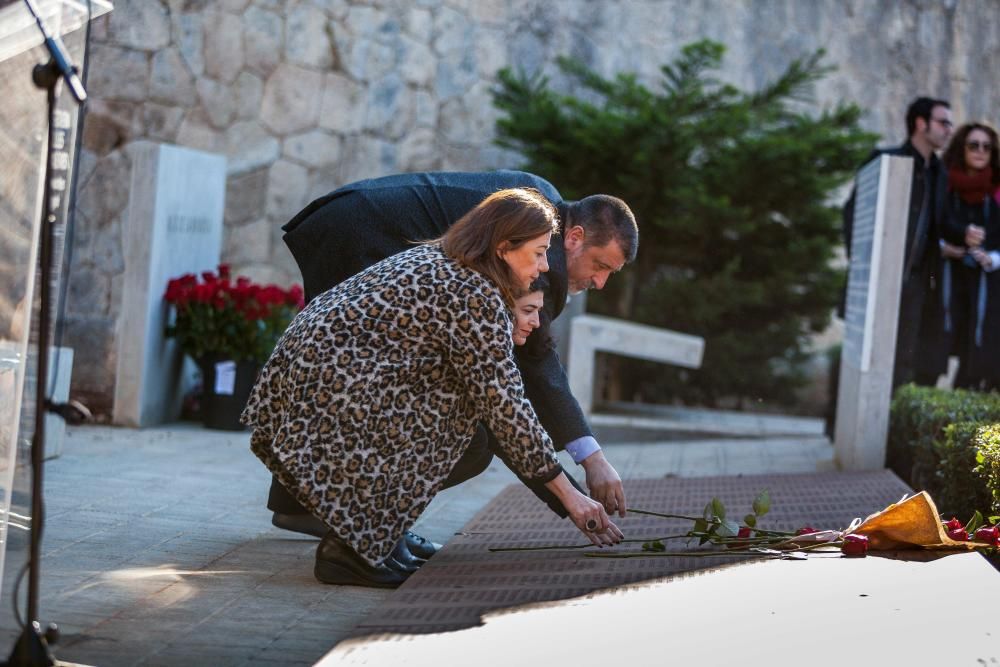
left=0, top=419, right=831, bottom=666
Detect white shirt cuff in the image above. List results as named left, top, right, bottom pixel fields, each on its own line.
left=986, top=251, right=1000, bottom=272
left=564, top=436, right=601, bottom=464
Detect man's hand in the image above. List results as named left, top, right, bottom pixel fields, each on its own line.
left=580, top=450, right=627, bottom=518
left=971, top=247, right=993, bottom=269
left=940, top=241, right=966, bottom=259
left=966, top=225, right=986, bottom=247
left=543, top=472, right=624, bottom=547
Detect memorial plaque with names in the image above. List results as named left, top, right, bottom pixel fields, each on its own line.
left=835, top=155, right=913, bottom=470
left=842, top=159, right=881, bottom=371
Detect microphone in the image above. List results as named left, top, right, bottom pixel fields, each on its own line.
left=24, top=0, right=88, bottom=103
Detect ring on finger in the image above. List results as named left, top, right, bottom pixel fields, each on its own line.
left=585, top=518, right=599, bottom=531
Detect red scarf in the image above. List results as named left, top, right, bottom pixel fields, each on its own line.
left=949, top=166, right=996, bottom=204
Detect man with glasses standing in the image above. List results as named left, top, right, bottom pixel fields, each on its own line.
left=842, top=97, right=953, bottom=388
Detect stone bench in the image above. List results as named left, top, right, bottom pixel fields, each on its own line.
left=566, top=314, right=704, bottom=417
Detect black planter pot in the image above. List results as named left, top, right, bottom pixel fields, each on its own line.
left=196, top=357, right=259, bottom=431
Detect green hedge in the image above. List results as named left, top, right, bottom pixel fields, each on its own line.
left=887, top=385, right=1000, bottom=488
left=938, top=422, right=996, bottom=517
left=887, top=384, right=1000, bottom=518
left=974, top=425, right=1000, bottom=518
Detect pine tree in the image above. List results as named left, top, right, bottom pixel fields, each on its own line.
left=493, top=40, right=876, bottom=407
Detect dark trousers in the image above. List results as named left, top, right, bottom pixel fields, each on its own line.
left=267, top=424, right=584, bottom=519
left=893, top=276, right=927, bottom=389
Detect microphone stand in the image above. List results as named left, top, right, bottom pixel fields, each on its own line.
left=4, top=1, right=88, bottom=664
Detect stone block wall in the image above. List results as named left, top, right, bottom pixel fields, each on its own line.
left=67, top=0, right=1000, bottom=415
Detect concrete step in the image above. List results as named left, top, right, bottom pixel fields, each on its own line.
left=594, top=436, right=836, bottom=478
left=592, top=401, right=826, bottom=440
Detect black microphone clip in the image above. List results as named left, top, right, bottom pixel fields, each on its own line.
left=45, top=399, right=93, bottom=426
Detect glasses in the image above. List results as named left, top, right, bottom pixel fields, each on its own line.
left=966, top=140, right=993, bottom=153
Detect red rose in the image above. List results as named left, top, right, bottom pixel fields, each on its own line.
left=728, top=526, right=753, bottom=549
left=973, top=525, right=1000, bottom=545
left=164, top=280, right=182, bottom=303
left=233, top=283, right=251, bottom=301
left=163, top=264, right=298, bottom=363
left=796, top=526, right=817, bottom=535
left=262, top=285, right=284, bottom=307
left=946, top=527, right=968, bottom=541
left=193, top=283, right=213, bottom=303
left=841, top=534, right=868, bottom=557
left=944, top=517, right=964, bottom=532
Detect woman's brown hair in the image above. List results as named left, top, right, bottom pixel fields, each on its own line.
left=438, top=188, right=559, bottom=305
left=943, top=122, right=1000, bottom=185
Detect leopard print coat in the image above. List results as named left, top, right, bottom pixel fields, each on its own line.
left=243, top=243, right=563, bottom=566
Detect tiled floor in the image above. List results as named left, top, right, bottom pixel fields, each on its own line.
left=323, top=472, right=1000, bottom=667
left=347, top=471, right=915, bottom=635
left=0, top=419, right=834, bottom=666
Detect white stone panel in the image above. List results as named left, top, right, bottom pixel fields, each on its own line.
left=834, top=156, right=912, bottom=471
left=114, top=142, right=227, bottom=427
left=568, top=314, right=704, bottom=417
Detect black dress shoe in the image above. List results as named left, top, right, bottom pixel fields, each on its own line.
left=272, top=511, right=327, bottom=538
left=404, top=531, right=443, bottom=559
left=389, top=537, right=426, bottom=572
left=315, top=532, right=410, bottom=589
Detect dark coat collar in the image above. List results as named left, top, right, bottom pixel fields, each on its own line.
left=900, top=139, right=940, bottom=171
left=544, top=236, right=569, bottom=321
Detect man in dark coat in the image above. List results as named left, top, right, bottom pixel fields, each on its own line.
left=270, top=170, right=639, bottom=554
left=842, top=97, right=953, bottom=388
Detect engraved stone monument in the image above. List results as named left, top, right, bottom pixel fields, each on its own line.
left=112, top=142, right=226, bottom=427
left=834, top=155, right=913, bottom=470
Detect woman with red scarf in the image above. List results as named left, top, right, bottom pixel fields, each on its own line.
left=932, top=122, right=1000, bottom=389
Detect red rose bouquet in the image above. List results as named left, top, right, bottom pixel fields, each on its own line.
left=164, top=264, right=304, bottom=365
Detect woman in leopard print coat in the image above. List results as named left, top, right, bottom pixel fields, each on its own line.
left=243, top=189, right=620, bottom=583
